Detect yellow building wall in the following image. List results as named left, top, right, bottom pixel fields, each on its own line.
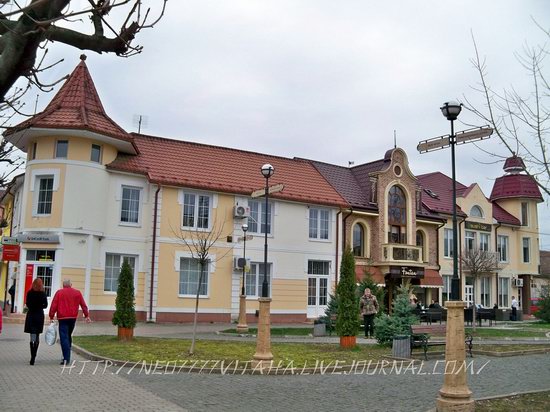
left=0, top=195, right=14, bottom=303
left=28, top=135, right=118, bottom=165
left=89, top=269, right=146, bottom=307
left=60, top=268, right=86, bottom=291
left=25, top=162, right=66, bottom=229
left=156, top=242, right=233, bottom=309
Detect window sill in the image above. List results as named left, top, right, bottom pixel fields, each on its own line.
left=308, top=238, right=331, bottom=243
left=119, top=222, right=141, bottom=228
left=32, top=213, right=52, bottom=218
left=178, top=294, right=209, bottom=299
left=103, top=291, right=117, bottom=295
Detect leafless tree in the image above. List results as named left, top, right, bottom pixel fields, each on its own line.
left=461, top=248, right=500, bottom=330
left=462, top=25, right=550, bottom=196
left=172, top=218, right=233, bottom=355
left=0, top=0, right=166, bottom=187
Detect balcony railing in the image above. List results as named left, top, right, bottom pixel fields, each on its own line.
left=381, top=244, right=423, bottom=264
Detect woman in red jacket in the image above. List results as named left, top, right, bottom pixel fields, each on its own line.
left=25, top=278, right=48, bottom=365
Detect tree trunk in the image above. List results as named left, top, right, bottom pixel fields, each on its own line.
left=188, top=262, right=205, bottom=355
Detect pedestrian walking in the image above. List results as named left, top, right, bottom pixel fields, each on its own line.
left=24, top=278, right=48, bottom=365
left=511, top=296, right=518, bottom=321
left=360, top=288, right=379, bottom=338
left=49, top=279, right=91, bottom=365
left=8, top=282, right=16, bottom=313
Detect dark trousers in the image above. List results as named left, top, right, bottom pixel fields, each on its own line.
left=511, top=307, right=517, bottom=321
left=363, top=314, right=375, bottom=337
left=59, top=318, right=77, bottom=362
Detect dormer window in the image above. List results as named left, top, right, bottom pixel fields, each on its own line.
left=55, top=140, right=68, bottom=158
left=470, top=205, right=483, bottom=218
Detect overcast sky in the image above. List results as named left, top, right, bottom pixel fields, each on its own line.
left=15, top=0, right=550, bottom=248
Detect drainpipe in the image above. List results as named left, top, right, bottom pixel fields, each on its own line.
left=435, top=220, right=446, bottom=270
left=340, top=208, right=354, bottom=285
left=494, top=223, right=501, bottom=307
left=2, top=186, right=15, bottom=312
left=149, top=184, right=161, bottom=322
left=335, top=210, right=342, bottom=287
left=459, top=217, right=465, bottom=301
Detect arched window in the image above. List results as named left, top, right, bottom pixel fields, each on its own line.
left=388, top=186, right=407, bottom=244
left=352, top=224, right=364, bottom=257
left=470, top=205, right=483, bottom=218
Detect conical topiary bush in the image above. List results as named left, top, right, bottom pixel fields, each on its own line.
left=112, top=260, right=136, bottom=340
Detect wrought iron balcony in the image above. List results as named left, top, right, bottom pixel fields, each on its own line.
left=381, top=244, right=423, bottom=264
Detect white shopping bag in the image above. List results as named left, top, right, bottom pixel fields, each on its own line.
left=45, top=321, right=57, bottom=346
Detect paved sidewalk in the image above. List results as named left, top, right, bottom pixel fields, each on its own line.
left=0, top=324, right=185, bottom=412
left=2, top=322, right=550, bottom=412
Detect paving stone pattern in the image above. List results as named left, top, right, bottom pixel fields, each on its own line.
left=2, top=322, right=550, bottom=412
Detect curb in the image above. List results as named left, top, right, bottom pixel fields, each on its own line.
left=475, top=387, right=550, bottom=402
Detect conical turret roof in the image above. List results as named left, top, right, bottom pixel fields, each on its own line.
left=4, top=55, right=135, bottom=151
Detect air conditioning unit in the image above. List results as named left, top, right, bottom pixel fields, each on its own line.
left=233, top=205, right=250, bottom=219
left=233, top=257, right=250, bottom=270
left=513, top=278, right=524, bottom=287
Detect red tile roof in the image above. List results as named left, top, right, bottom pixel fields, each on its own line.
left=4, top=56, right=134, bottom=146
left=492, top=202, right=520, bottom=226
left=490, top=174, right=543, bottom=202
left=416, top=172, right=467, bottom=217
left=503, top=155, right=526, bottom=172
left=107, top=134, right=348, bottom=208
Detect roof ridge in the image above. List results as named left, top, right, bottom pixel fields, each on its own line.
left=131, top=132, right=314, bottom=163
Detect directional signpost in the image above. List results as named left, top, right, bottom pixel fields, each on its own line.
left=417, top=126, right=493, bottom=153
left=251, top=183, right=284, bottom=198
left=421, top=103, right=492, bottom=412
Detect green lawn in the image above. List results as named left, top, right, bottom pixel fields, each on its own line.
left=476, top=390, right=550, bottom=411
left=221, top=327, right=313, bottom=336
left=520, top=321, right=550, bottom=329
left=73, top=336, right=391, bottom=368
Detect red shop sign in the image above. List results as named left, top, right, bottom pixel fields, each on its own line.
left=2, top=244, right=20, bottom=261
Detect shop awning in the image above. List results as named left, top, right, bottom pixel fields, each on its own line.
left=419, top=269, right=443, bottom=288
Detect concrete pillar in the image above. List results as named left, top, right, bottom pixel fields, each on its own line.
left=252, top=297, right=273, bottom=367
left=236, top=294, right=249, bottom=333
left=436, top=301, right=474, bottom=412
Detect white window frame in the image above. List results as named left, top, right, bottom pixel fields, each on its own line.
left=442, top=274, right=452, bottom=304
left=480, top=276, right=491, bottom=307
left=120, top=185, right=142, bottom=226
left=444, top=228, right=454, bottom=258
left=245, top=261, right=272, bottom=298
left=174, top=251, right=216, bottom=298
left=522, top=237, right=531, bottom=263
left=181, top=191, right=213, bottom=231
left=248, top=199, right=273, bottom=235
left=30, top=169, right=60, bottom=217
left=34, top=175, right=54, bottom=216
left=521, top=202, right=529, bottom=226
left=470, top=205, right=483, bottom=218
left=497, top=235, right=509, bottom=263
left=498, top=277, right=510, bottom=308
left=479, top=233, right=490, bottom=252
left=308, top=207, right=330, bottom=241
left=104, top=253, right=138, bottom=293
left=465, top=231, right=476, bottom=251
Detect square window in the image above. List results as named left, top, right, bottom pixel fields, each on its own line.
left=121, top=186, right=141, bottom=224
left=179, top=258, right=208, bottom=296
left=182, top=192, right=211, bottom=229
left=104, top=254, right=136, bottom=292
left=248, top=200, right=272, bottom=234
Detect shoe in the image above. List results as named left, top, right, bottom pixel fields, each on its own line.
left=60, top=360, right=68, bottom=365
left=30, top=342, right=36, bottom=365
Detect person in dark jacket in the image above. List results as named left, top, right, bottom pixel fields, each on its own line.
left=24, top=278, right=48, bottom=365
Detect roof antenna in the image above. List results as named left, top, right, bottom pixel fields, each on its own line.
left=34, top=94, right=39, bottom=114
left=394, top=130, right=397, bottom=148
left=348, top=161, right=354, bottom=167
left=132, top=114, right=148, bottom=133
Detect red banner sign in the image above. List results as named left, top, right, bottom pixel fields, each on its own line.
left=24, top=264, right=34, bottom=304
left=2, top=244, right=20, bottom=261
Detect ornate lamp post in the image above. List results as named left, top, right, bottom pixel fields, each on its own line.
left=253, top=163, right=274, bottom=367
left=236, top=224, right=249, bottom=333
left=440, top=101, right=462, bottom=301
left=436, top=101, right=474, bottom=412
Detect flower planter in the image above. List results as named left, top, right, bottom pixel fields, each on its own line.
left=339, top=335, right=356, bottom=348
left=117, top=326, right=134, bottom=341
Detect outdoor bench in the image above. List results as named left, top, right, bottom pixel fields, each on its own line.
left=476, top=309, right=496, bottom=326
left=410, top=324, right=473, bottom=360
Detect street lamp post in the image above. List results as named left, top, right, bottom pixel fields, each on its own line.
left=440, top=101, right=462, bottom=301
left=253, top=163, right=274, bottom=367
left=236, top=224, right=249, bottom=333
left=436, top=101, right=474, bottom=412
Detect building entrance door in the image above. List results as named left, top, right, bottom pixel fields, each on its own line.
left=464, top=285, right=473, bottom=307
left=307, top=276, right=328, bottom=318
